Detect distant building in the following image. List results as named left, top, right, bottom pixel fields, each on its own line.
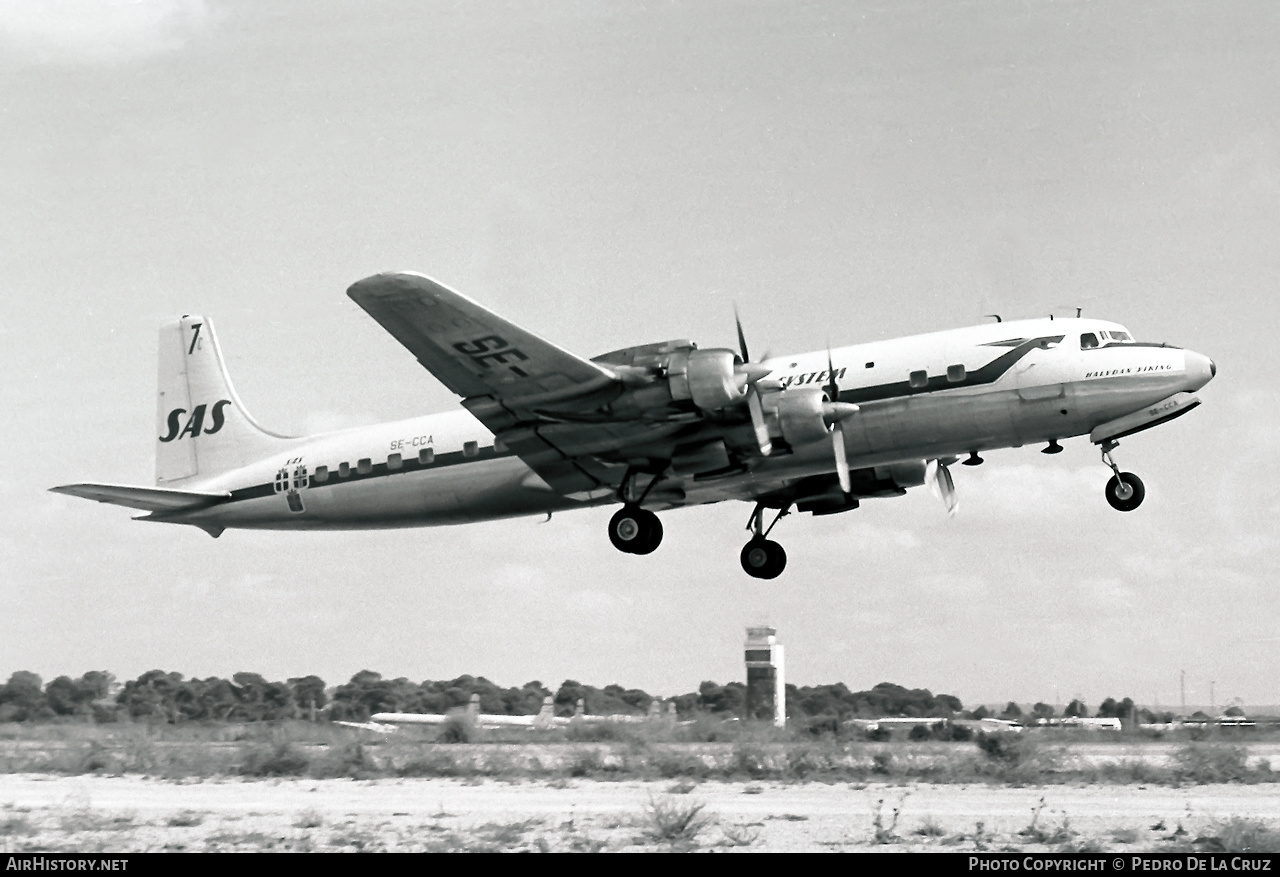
left=744, top=627, right=785, bottom=727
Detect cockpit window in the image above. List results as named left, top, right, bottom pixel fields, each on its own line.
left=1110, top=330, right=1133, bottom=342
left=1080, top=333, right=1099, bottom=349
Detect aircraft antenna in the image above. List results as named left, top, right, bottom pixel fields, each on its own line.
left=984, top=314, right=1002, bottom=323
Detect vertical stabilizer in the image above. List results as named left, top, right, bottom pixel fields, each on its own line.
left=156, top=316, right=296, bottom=485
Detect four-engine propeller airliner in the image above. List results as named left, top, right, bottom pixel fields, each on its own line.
left=51, top=272, right=1216, bottom=578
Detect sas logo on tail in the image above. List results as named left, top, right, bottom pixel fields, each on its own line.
left=159, top=400, right=232, bottom=442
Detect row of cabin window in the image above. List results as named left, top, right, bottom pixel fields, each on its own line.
left=908, top=364, right=967, bottom=389
left=311, top=441, right=490, bottom=483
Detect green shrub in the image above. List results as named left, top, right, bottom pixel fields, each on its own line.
left=565, top=720, right=638, bottom=743
left=309, top=742, right=378, bottom=778
left=643, top=795, right=712, bottom=844
left=397, top=751, right=462, bottom=777
left=802, top=715, right=840, bottom=737
left=437, top=715, right=474, bottom=744
left=238, top=742, right=309, bottom=777
left=975, top=731, right=1037, bottom=766
left=651, top=749, right=711, bottom=779
left=909, top=723, right=933, bottom=741
left=1173, top=744, right=1251, bottom=783
left=731, top=743, right=772, bottom=778
left=1198, top=817, right=1280, bottom=852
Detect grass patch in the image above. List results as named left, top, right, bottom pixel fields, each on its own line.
left=238, top=742, right=309, bottom=777
left=914, top=814, right=946, bottom=837
left=0, top=720, right=1276, bottom=786
left=1174, top=744, right=1254, bottom=784
left=1, top=810, right=35, bottom=837
left=1194, top=817, right=1280, bottom=853
left=642, top=795, right=713, bottom=845
left=720, top=822, right=762, bottom=847
left=871, top=795, right=907, bottom=844
left=165, top=810, right=205, bottom=827
left=58, top=810, right=136, bottom=833
left=294, top=809, right=324, bottom=829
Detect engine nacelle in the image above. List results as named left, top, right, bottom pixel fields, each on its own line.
left=764, top=388, right=831, bottom=446
left=872, top=461, right=927, bottom=493
left=668, top=348, right=747, bottom=412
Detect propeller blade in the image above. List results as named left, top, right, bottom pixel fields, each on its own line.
left=833, top=421, right=851, bottom=494
left=734, top=306, right=750, bottom=363
left=824, top=346, right=839, bottom=402
left=747, top=391, right=772, bottom=456
left=928, top=459, right=959, bottom=516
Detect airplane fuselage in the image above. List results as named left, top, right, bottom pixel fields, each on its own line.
left=154, top=316, right=1214, bottom=535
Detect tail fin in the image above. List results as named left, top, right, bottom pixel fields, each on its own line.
left=156, top=316, right=296, bottom=485
left=533, top=695, right=556, bottom=729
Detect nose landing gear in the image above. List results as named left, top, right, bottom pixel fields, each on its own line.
left=741, top=502, right=790, bottom=579
left=1099, top=440, right=1145, bottom=512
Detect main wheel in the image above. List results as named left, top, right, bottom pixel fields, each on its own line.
left=1105, top=472, right=1145, bottom=512
left=608, top=507, right=663, bottom=554
left=630, top=510, right=663, bottom=555
left=740, top=537, right=786, bottom=579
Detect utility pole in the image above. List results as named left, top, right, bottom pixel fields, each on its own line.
left=1180, top=670, right=1186, bottom=714
left=1210, top=681, right=1216, bottom=714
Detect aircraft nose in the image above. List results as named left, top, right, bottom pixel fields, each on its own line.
left=1185, top=351, right=1215, bottom=390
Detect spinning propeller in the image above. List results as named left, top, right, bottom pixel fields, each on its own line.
left=823, top=347, right=858, bottom=494
left=927, top=457, right=959, bottom=515
left=734, top=308, right=773, bottom=457
left=732, top=313, right=858, bottom=484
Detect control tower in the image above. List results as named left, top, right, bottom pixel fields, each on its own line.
left=744, top=626, right=785, bottom=727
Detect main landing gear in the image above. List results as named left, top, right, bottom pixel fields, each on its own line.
left=741, top=503, right=789, bottom=579
left=1099, top=440, right=1145, bottom=512
left=608, top=469, right=664, bottom=555
left=608, top=506, right=663, bottom=554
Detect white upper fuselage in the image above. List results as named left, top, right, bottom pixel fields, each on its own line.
left=161, top=316, right=1214, bottom=533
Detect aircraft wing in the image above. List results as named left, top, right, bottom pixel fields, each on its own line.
left=347, top=273, right=618, bottom=407
left=349, top=273, right=658, bottom=495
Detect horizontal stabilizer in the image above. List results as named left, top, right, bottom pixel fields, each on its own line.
left=49, top=483, right=229, bottom=512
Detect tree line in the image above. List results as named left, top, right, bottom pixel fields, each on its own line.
left=0, top=669, right=1149, bottom=725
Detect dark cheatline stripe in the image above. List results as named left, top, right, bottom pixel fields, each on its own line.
left=226, top=444, right=511, bottom=505
left=839, top=336, right=1063, bottom=405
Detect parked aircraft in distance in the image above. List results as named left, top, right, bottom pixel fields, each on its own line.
left=51, top=272, right=1215, bottom=578
left=336, top=695, right=665, bottom=732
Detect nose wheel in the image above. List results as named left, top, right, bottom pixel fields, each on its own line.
left=608, top=506, right=663, bottom=554
left=741, top=502, right=790, bottom=578
left=1099, top=441, right=1145, bottom=512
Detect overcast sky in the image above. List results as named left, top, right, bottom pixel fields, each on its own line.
left=3, top=0, right=1277, bottom=710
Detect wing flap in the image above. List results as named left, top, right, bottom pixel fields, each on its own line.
left=50, top=483, right=230, bottom=512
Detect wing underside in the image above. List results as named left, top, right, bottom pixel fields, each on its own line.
left=349, top=273, right=653, bottom=495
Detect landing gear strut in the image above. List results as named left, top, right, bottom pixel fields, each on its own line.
left=1099, top=440, right=1145, bottom=512
left=741, top=503, right=789, bottom=579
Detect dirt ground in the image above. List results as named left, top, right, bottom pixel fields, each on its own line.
left=3, top=774, right=1279, bottom=852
